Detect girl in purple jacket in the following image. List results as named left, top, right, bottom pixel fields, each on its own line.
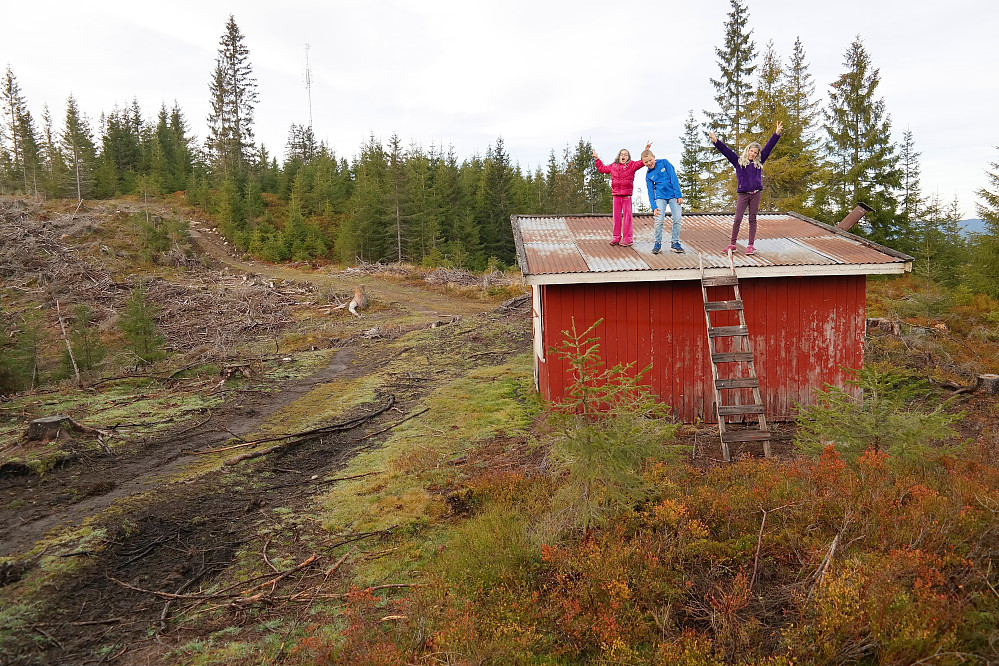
left=709, top=122, right=783, bottom=255
left=592, top=145, right=649, bottom=247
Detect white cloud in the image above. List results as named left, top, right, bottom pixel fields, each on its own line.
left=2, top=0, right=997, bottom=216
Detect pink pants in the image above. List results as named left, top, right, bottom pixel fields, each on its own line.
left=612, top=195, right=633, bottom=244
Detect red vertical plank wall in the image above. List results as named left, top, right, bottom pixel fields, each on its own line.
left=538, top=274, right=868, bottom=422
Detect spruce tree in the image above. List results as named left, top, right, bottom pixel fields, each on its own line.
left=707, top=0, right=756, bottom=147
left=206, top=15, right=258, bottom=179
left=40, top=104, right=67, bottom=199
left=705, top=0, right=756, bottom=206
left=120, top=285, right=165, bottom=366
left=69, top=304, right=104, bottom=372
left=773, top=37, right=825, bottom=214
left=61, top=95, right=97, bottom=200
left=476, top=137, right=515, bottom=265
left=678, top=111, right=708, bottom=211
left=746, top=40, right=823, bottom=213
left=823, top=37, right=903, bottom=246
left=16, top=106, right=41, bottom=197
left=899, top=128, right=922, bottom=223
left=968, top=151, right=999, bottom=297
left=2, top=67, right=26, bottom=193
left=386, top=133, right=409, bottom=262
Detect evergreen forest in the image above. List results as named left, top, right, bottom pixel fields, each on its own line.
left=1, top=7, right=996, bottom=293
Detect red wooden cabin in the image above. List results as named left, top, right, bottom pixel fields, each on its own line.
left=512, top=211, right=912, bottom=423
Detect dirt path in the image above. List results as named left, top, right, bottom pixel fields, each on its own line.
left=0, top=300, right=531, bottom=664
left=187, top=224, right=497, bottom=319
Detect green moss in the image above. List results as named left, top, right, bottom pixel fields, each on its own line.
left=313, top=354, right=534, bottom=549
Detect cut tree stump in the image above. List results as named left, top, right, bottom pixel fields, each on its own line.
left=866, top=318, right=901, bottom=335
left=977, top=374, right=999, bottom=395
left=23, top=415, right=99, bottom=442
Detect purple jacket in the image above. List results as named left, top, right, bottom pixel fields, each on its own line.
left=595, top=158, right=644, bottom=197
left=712, top=132, right=780, bottom=192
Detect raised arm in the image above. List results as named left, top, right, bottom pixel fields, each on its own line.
left=759, top=122, right=783, bottom=163
left=710, top=132, right=739, bottom=167
left=593, top=150, right=612, bottom=174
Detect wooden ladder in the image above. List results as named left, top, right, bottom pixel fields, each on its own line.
left=698, top=252, right=771, bottom=461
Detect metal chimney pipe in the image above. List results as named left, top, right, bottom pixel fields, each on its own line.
left=836, top=202, right=874, bottom=231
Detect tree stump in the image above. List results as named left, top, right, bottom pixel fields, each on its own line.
left=977, top=374, right=999, bottom=395
left=23, top=415, right=98, bottom=442
left=866, top=318, right=901, bottom=335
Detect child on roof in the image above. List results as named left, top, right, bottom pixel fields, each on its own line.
left=592, top=145, right=648, bottom=247
left=641, top=145, right=684, bottom=254
left=709, top=122, right=783, bottom=255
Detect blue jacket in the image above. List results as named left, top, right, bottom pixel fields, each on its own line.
left=645, top=158, right=682, bottom=209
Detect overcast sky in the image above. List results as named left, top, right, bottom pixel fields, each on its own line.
left=4, top=0, right=997, bottom=218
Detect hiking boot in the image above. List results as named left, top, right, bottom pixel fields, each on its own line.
left=652, top=243, right=661, bottom=254
left=671, top=242, right=685, bottom=254
left=746, top=244, right=756, bottom=255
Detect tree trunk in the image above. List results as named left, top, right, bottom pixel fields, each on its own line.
left=23, top=415, right=98, bottom=442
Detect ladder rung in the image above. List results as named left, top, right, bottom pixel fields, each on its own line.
left=721, top=430, right=773, bottom=443
left=704, top=300, right=744, bottom=311
left=711, top=352, right=754, bottom=363
left=708, top=325, right=749, bottom=337
left=715, top=377, right=759, bottom=389
left=718, top=404, right=766, bottom=416
left=702, top=275, right=739, bottom=287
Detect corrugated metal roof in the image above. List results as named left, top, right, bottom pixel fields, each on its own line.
left=512, top=212, right=912, bottom=283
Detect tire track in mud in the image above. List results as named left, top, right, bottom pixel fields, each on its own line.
left=0, top=305, right=532, bottom=664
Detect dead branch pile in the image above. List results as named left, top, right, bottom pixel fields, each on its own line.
left=424, top=267, right=480, bottom=286
left=0, top=199, right=298, bottom=362
left=339, top=260, right=410, bottom=278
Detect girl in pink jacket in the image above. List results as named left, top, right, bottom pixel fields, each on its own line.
left=592, top=145, right=648, bottom=246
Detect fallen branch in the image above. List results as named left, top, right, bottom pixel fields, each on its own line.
left=239, top=553, right=318, bottom=595
left=350, top=407, right=429, bottom=442
left=224, top=444, right=283, bottom=466
left=749, top=502, right=797, bottom=591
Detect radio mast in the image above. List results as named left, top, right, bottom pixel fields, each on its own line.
left=304, top=43, right=313, bottom=129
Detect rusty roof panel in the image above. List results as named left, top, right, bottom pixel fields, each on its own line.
left=524, top=243, right=589, bottom=274
left=515, top=212, right=909, bottom=278
left=576, top=240, right=651, bottom=272
left=754, top=217, right=831, bottom=239
left=803, top=236, right=901, bottom=264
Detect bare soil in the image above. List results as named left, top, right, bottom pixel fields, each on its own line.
left=0, top=198, right=530, bottom=663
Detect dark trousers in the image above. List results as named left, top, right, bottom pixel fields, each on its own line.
left=731, top=190, right=762, bottom=244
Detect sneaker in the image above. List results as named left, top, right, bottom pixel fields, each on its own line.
left=670, top=242, right=685, bottom=254
left=620, top=241, right=633, bottom=247
left=746, top=244, right=756, bottom=255
left=609, top=239, right=620, bottom=246
left=723, top=243, right=737, bottom=253
left=652, top=243, right=661, bottom=254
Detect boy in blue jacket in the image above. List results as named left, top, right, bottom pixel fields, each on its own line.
left=641, top=146, right=684, bottom=254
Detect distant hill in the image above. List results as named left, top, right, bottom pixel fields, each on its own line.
left=960, top=219, right=988, bottom=236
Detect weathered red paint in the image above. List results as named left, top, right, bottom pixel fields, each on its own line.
left=537, top=275, right=866, bottom=422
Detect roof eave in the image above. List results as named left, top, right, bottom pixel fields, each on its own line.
left=524, top=261, right=912, bottom=286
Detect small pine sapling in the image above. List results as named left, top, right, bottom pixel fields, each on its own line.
left=795, top=363, right=961, bottom=462
left=548, top=318, right=680, bottom=535
left=119, top=285, right=166, bottom=366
